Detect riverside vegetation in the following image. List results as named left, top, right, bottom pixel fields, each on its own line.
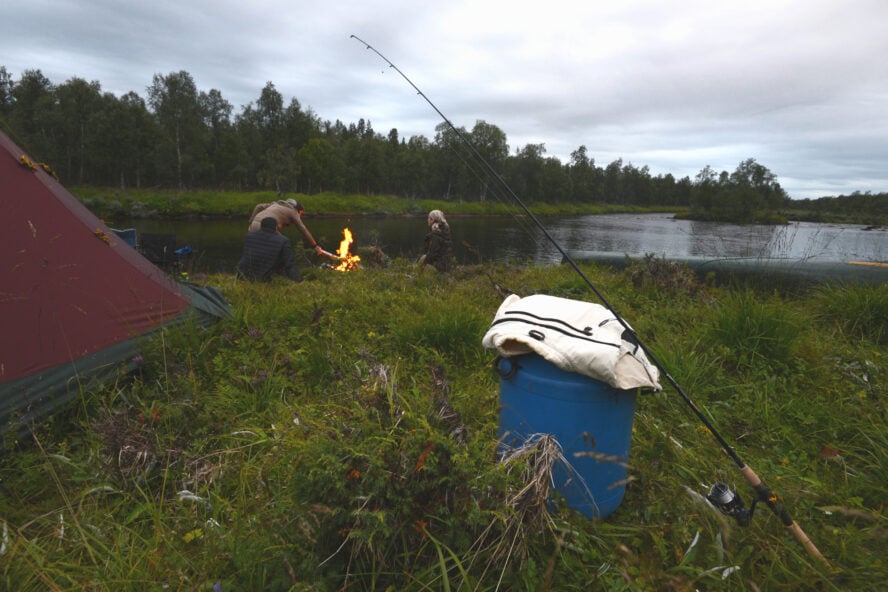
left=70, top=186, right=888, bottom=227
left=70, top=187, right=681, bottom=220
left=1, top=251, right=886, bottom=591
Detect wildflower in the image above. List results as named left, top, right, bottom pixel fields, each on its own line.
left=182, top=528, right=203, bottom=543
left=132, top=355, right=144, bottom=365
left=346, top=468, right=361, bottom=481
left=248, top=327, right=261, bottom=338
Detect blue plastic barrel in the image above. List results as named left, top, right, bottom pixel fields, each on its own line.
left=497, top=353, right=637, bottom=518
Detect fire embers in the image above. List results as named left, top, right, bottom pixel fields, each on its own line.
left=333, top=228, right=361, bottom=272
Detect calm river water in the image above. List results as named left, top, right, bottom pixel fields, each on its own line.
left=113, top=213, right=887, bottom=273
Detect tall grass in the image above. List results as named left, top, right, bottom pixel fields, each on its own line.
left=704, top=289, right=801, bottom=371
left=809, top=283, right=888, bottom=345
left=1, top=261, right=885, bottom=590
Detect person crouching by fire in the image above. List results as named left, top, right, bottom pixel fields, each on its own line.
left=419, top=209, right=453, bottom=272
left=237, top=217, right=303, bottom=282
left=248, top=198, right=325, bottom=258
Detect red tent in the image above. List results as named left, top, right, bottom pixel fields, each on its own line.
left=1, top=130, right=230, bottom=440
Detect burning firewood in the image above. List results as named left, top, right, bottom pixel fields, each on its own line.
left=332, top=227, right=361, bottom=271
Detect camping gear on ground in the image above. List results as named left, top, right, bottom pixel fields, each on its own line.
left=109, top=229, right=192, bottom=268
left=111, top=227, right=137, bottom=247
left=483, top=293, right=660, bottom=518
left=495, top=354, right=637, bottom=518
left=0, top=130, right=231, bottom=443
left=482, top=294, right=660, bottom=391
left=139, top=232, right=193, bottom=270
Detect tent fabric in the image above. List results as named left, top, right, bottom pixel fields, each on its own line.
left=0, top=130, right=231, bottom=440
left=482, top=294, right=661, bottom=391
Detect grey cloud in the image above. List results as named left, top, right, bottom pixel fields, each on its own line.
left=2, top=0, right=886, bottom=199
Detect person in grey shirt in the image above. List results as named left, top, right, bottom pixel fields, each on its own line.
left=237, top=216, right=302, bottom=282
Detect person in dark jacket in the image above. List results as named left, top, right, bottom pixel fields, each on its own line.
left=237, top=216, right=302, bottom=282
left=247, top=198, right=325, bottom=258
left=419, top=209, right=453, bottom=272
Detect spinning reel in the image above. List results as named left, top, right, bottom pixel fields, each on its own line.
left=707, top=483, right=758, bottom=526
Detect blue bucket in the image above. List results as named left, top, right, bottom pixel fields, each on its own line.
left=497, top=353, right=637, bottom=518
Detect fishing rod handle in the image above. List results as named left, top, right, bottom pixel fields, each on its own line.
left=787, top=523, right=830, bottom=567
left=739, top=465, right=830, bottom=566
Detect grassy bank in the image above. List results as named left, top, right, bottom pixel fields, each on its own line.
left=1, top=259, right=886, bottom=591
left=70, top=187, right=682, bottom=219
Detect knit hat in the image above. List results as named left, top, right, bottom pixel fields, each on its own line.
left=286, top=198, right=304, bottom=213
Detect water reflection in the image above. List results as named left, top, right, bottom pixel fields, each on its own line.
left=112, top=213, right=887, bottom=273
left=687, top=220, right=778, bottom=258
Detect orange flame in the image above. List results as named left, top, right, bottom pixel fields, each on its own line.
left=333, top=227, right=361, bottom=271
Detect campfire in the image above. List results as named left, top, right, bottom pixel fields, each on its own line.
left=333, top=227, right=361, bottom=271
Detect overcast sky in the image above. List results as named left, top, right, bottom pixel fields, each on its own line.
left=3, top=0, right=886, bottom=199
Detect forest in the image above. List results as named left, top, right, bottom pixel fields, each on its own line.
left=2, top=66, right=886, bottom=224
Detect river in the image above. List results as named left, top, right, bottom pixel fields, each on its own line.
left=112, top=213, right=887, bottom=273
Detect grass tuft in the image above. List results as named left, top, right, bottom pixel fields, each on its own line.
left=810, top=283, right=888, bottom=345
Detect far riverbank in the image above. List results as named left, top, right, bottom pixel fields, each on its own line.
left=72, top=187, right=678, bottom=221
left=71, top=187, right=885, bottom=226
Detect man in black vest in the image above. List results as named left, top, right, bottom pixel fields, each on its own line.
left=237, top=216, right=302, bottom=282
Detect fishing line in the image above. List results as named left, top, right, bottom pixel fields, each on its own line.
left=350, top=34, right=829, bottom=566
left=428, top=114, right=551, bottom=253
left=431, top=134, right=542, bottom=257
left=442, top=139, right=549, bottom=254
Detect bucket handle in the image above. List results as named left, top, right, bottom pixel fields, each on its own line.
left=493, top=356, right=520, bottom=380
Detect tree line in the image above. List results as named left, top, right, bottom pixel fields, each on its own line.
left=3, top=66, right=882, bottom=223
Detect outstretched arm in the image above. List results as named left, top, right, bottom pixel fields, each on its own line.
left=292, top=214, right=321, bottom=253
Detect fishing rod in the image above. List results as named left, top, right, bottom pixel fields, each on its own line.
left=350, top=34, right=829, bottom=566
